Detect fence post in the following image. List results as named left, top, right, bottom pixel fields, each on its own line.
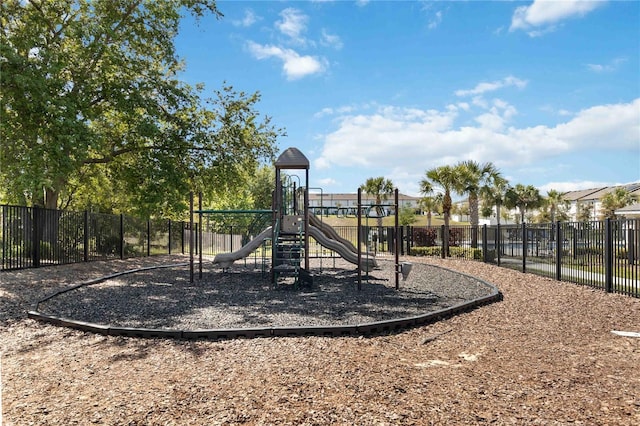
left=32, top=206, right=40, bottom=268
left=181, top=221, right=185, bottom=255
left=119, top=214, right=124, bottom=259
left=440, top=225, right=445, bottom=259
left=168, top=219, right=172, bottom=255
left=604, top=218, right=613, bottom=293
left=555, top=221, right=562, bottom=281
left=496, top=223, right=501, bottom=267
left=482, top=225, right=488, bottom=263
left=628, top=226, right=635, bottom=266
left=147, top=219, right=151, bottom=257
left=522, top=222, right=527, bottom=273
left=83, top=210, right=89, bottom=262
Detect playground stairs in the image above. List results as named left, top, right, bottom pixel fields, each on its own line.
left=273, top=232, right=313, bottom=287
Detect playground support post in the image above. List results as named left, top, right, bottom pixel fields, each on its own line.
left=189, top=192, right=194, bottom=283
left=199, top=192, right=203, bottom=280
left=394, top=188, right=400, bottom=290
left=357, top=188, right=362, bottom=291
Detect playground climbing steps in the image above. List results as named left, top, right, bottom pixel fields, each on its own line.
left=273, top=215, right=312, bottom=287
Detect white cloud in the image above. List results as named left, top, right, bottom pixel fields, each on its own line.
left=276, top=8, right=309, bottom=44
left=428, top=11, right=443, bottom=30
left=320, top=29, right=343, bottom=50
left=510, top=0, right=606, bottom=36
left=455, top=76, right=528, bottom=97
left=232, top=9, right=259, bottom=27
left=246, top=41, right=326, bottom=80
left=315, top=98, right=639, bottom=180
left=587, top=56, right=627, bottom=73
left=316, top=177, right=337, bottom=186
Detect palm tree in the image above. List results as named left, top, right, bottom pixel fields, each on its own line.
left=545, top=189, right=569, bottom=224
left=419, top=195, right=440, bottom=227
left=360, top=176, right=394, bottom=230
left=456, top=160, right=503, bottom=247
left=504, top=184, right=543, bottom=223
left=420, top=165, right=459, bottom=256
left=600, top=187, right=635, bottom=219
left=481, top=175, right=509, bottom=225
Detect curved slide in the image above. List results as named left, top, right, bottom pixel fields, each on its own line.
left=309, top=212, right=358, bottom=254
left=308, top=225, right=377, bottom=272
left=212, top=227, right=272, bottom=268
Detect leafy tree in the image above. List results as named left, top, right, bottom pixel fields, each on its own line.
left=576, top=202, right=593, bottom=222
left=420, top=165, right=459, bottom=255
left=504, top=184, right=543, bottom=224
left=247, top=165, right=275, bottom=210
left=398, top=205, right=417, bottom=226
left=600, top=187, right=635, bottom=219
left=455, top=160, right=502, bottom=247
left=1, top=0, right=282, bottom=217
left=360, top=177, right=394, bottom=229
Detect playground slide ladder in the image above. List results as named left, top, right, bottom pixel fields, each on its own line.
left=272, top=216, right=307, bottom=287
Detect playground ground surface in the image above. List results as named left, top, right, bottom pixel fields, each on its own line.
left=1, top=254, right=639, bottom=425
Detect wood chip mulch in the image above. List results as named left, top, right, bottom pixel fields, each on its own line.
left=1, top=255, right=639, bottom=425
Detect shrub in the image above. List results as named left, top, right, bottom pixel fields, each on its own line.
left=413, top=228, right=437, bottom=247
left=410, top=246, right=483, bottom=260
left=616, top=248, right=628, bottom=260
left=410, top=246, right=441, bottom=257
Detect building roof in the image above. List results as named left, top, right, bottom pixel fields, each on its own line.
left=615, top=203, right=640, bottom=216
left=562, top=183, right=640, bottom=202
left=308, top=193, right=420, bottom=206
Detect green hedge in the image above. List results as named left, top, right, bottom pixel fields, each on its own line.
left=410, top=246, right=483, bottom=260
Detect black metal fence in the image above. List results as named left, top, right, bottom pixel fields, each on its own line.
left=2, top=203, right=638, bottom=298
left=397, top=219, right=639, bottom=298
left=1, top=204, right=188, bottom=271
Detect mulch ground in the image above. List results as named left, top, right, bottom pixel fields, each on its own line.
left=1, top=255, right=639, bottom=425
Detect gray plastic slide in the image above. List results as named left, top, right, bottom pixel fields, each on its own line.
left=212, top=226, right=272, bottom=268
left=309, top=212, right=358, bottom=254
left=308, top=225, right=377, bottom=272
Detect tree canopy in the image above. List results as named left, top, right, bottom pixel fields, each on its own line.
left=1, top=0, right=283, bottom=218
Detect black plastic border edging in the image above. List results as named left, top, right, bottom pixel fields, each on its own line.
left=27, top=262, right=503, bottom=340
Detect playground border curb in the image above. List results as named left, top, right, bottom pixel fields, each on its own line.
left=27, top=262, right=503, bottom=340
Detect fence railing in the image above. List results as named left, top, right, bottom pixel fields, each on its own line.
left=1, top=205, right=189, bottom=271
left=397, top=219, right=639, bottom=298
left=2, top=204, right=638, bottom=298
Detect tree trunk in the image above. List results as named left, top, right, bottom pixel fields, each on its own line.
left=469, top=192, right=479, bottom=248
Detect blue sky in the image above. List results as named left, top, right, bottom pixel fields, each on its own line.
left=175, top=0, right=640, bottom=197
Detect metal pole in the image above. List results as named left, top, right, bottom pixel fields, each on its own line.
left=83, top=210, right=89, bottom=262
left=189, top=192, right=194, bottom=284
left=604, top=218, right=613, bottom=293
left=119, top=213, right=124, bottom=260
left=394, top=189, right=399, bottom=290
left=482, top=224, right=488, bottom=263
left=199, top=192, right=203, bottom=280
left=146, top=219, right=151, bottom=257
left=305, top=168, right=310, bottom=271
left=555, top=221, right=562, bottom=281
left=357, top=188, right=362, bottom=291
left=522, top=222, right=527, bottom=273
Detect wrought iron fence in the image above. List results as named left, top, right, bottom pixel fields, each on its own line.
left=404, top=219, right=639, bottom=298
left=3, top=203, right=637, bottom=298
left=1, top=204, right=187, bottom=271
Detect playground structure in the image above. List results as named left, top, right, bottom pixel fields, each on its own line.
left=190, top=147, right=410, bottom=289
